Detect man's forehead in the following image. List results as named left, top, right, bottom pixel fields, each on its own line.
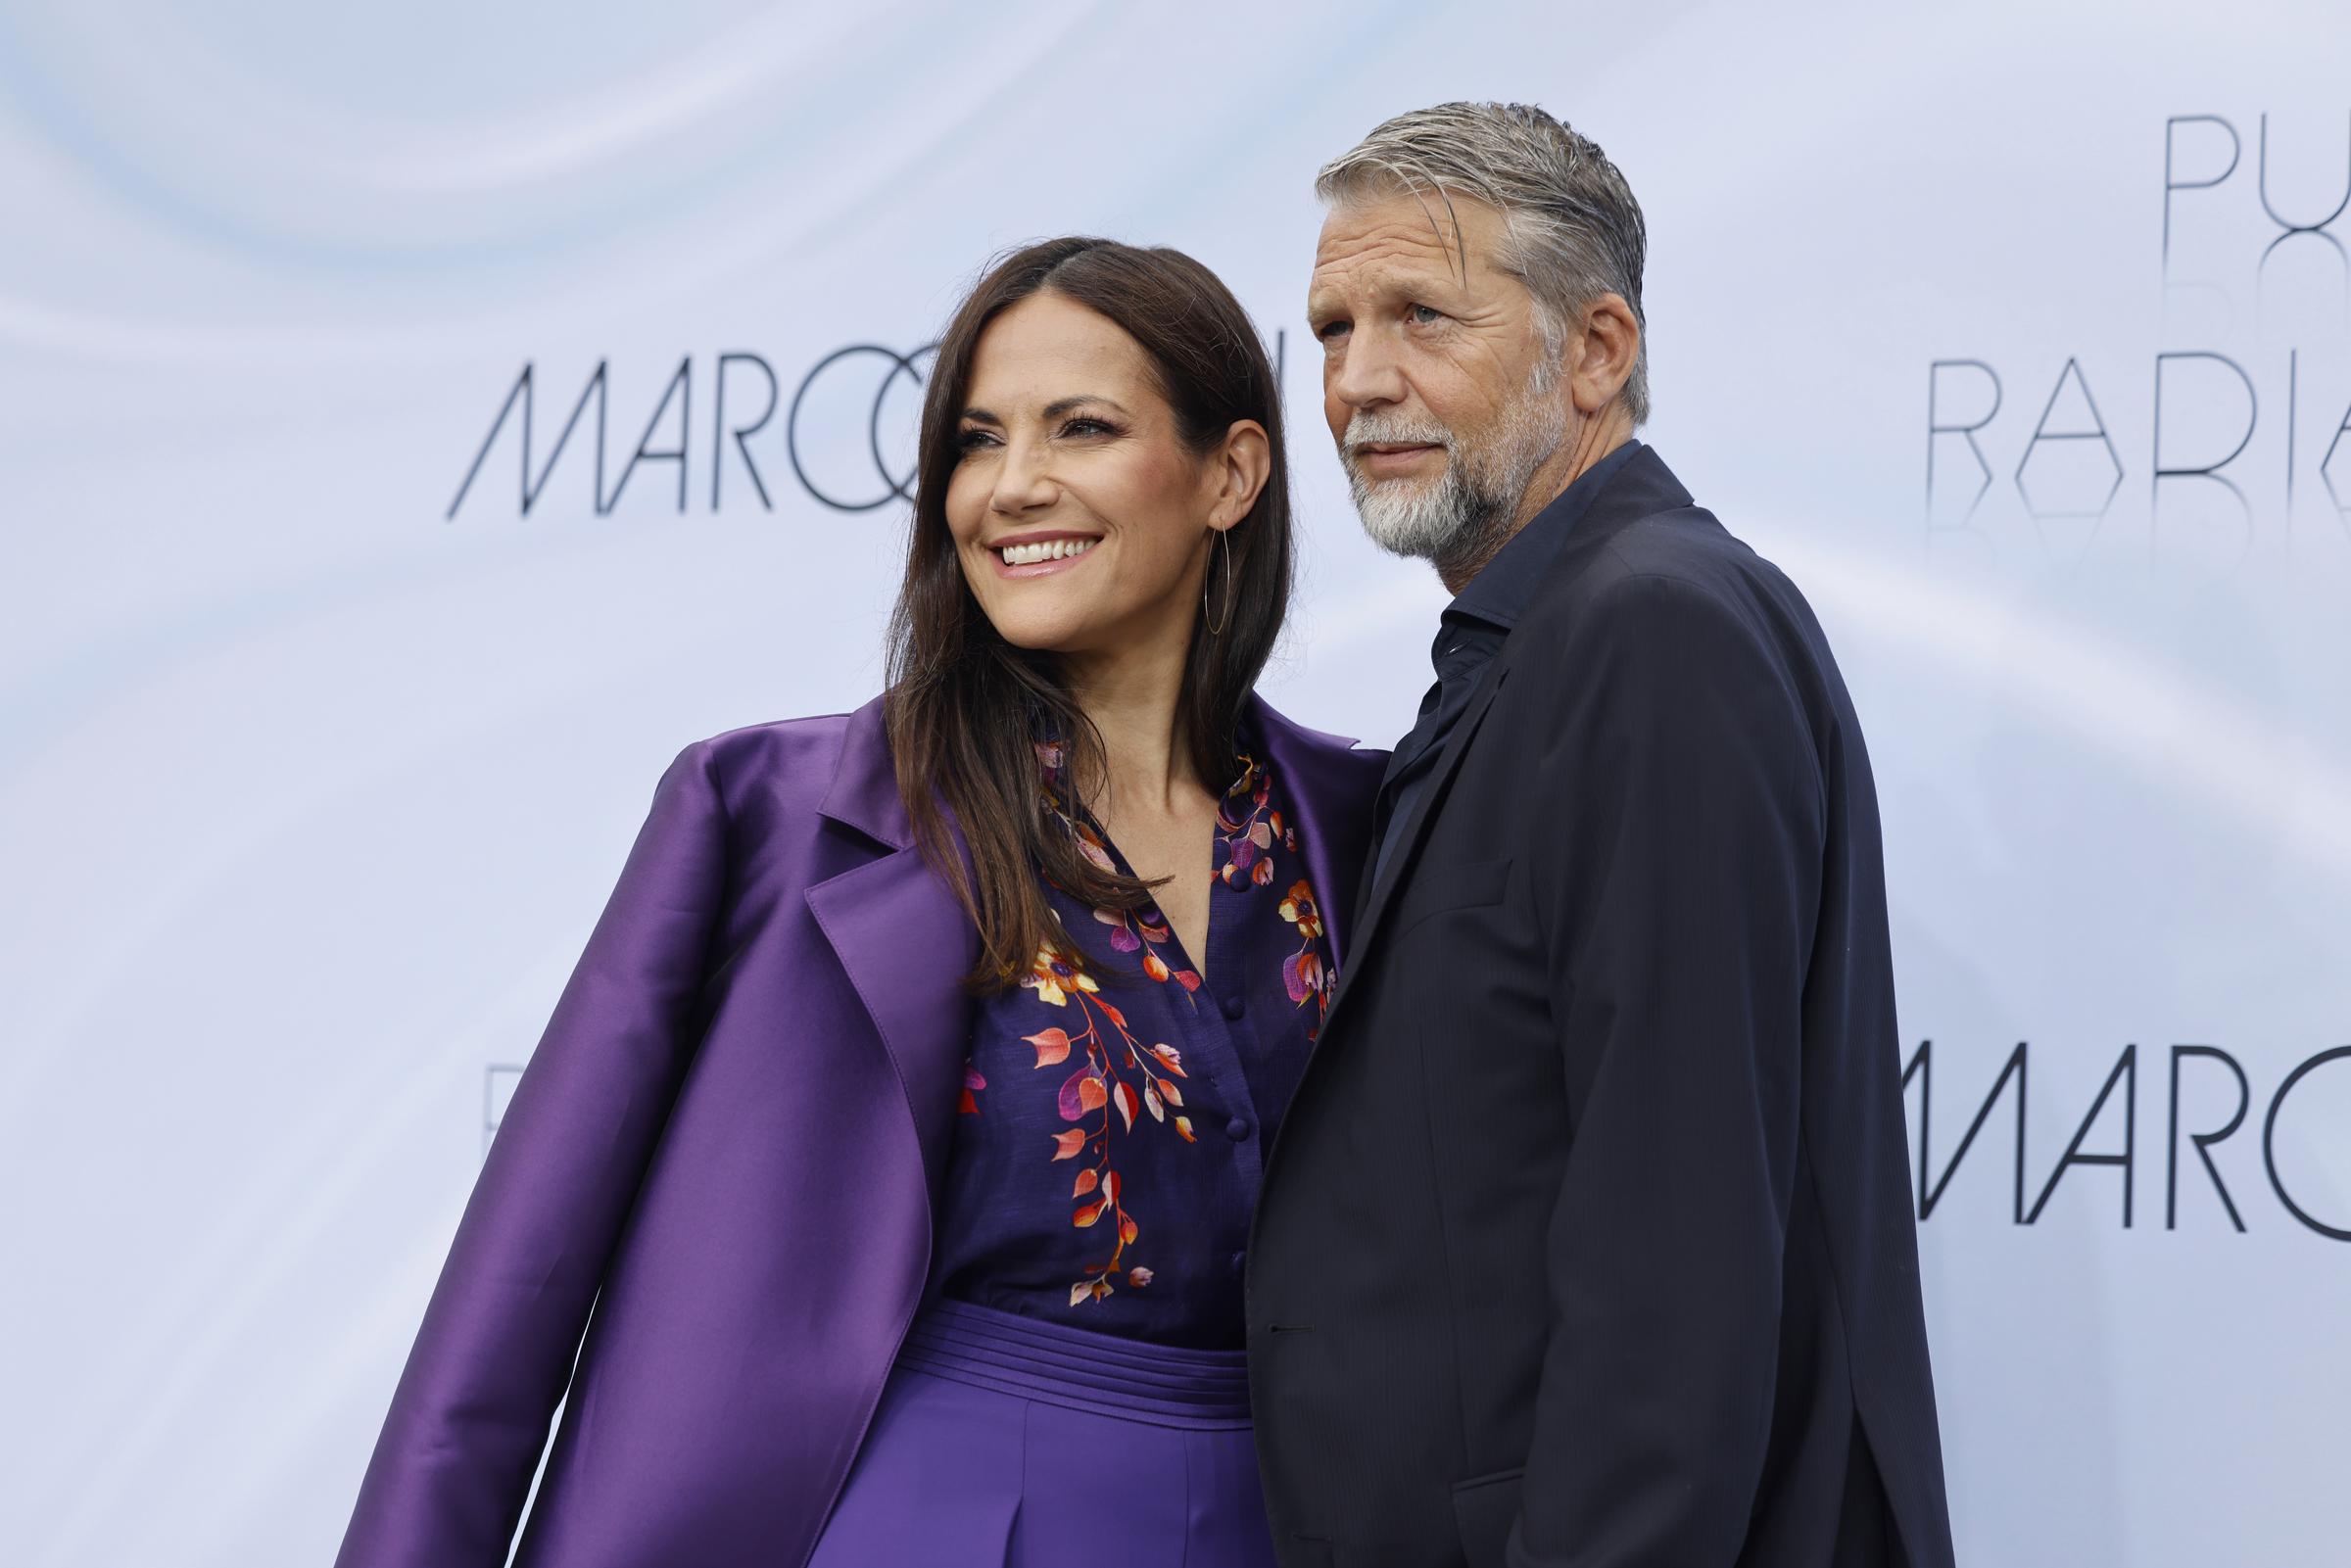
left=1311, top=192, right=1508, bottom=295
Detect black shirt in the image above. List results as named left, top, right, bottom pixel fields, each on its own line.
left=1367, top=440, right=1646, bottom=888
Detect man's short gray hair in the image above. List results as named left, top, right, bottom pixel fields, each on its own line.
left=1317, top=101, right=1650, bottom=425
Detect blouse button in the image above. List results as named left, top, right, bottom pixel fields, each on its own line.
left=1220, top=993, right=1246, bottom=1020
left=1225, top=1116, right=1254, bottom=1142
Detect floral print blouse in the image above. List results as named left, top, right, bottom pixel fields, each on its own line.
left=926, top=722, right=1335, bottom=1350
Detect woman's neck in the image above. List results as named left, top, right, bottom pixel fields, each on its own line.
left=1062, top=637, right=1199, bottom=817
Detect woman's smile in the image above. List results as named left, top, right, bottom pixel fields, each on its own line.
left=988, top=530, right=1104, bottom=578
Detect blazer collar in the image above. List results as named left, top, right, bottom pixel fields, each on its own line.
left=816, top=693, right=915, bottom=851
left=1550, top=442, right=1695, bottom=560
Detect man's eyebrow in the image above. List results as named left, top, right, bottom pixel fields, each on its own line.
left=1312, top=261, right=1454, bottom=311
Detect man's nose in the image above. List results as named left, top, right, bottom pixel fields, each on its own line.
left=1327, top=334, right=1408, bottom=411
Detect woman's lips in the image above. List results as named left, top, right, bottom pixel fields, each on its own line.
left=988, top=534, right=1102, bottom=579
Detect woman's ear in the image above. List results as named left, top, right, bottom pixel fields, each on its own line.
left=1208, top=419, right=1271, bottom=530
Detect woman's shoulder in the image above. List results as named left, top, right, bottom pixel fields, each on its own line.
left=1248, top=693, right=1390, bottom=771
left=692, top=708, right=861, bottom=774
left=665, top=696, right=892, bottom=832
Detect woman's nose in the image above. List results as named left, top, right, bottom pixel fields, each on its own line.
left=990, top=437, right=1059, bottom=514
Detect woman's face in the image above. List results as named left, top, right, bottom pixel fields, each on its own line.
left=945, top=292, right=1256, bottom=663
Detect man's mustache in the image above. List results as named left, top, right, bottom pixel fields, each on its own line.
left=1341, top=414, right=1456, bottom=464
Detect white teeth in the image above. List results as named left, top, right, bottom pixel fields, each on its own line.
left=999, top=538, right=1097, bottom=566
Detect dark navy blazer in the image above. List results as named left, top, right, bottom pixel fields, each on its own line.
left=1247, top=447, right=1958, bottom=1568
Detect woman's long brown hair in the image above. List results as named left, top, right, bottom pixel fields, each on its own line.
left=885, top=237, right=1293, bottom=993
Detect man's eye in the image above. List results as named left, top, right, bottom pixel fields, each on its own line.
left=1409, top=304, right=1444, bottom=325
left=1315, top=319, right=1350, bottom=342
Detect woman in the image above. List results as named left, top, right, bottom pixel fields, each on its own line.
left=335, top=237, right=1385, bottom=1568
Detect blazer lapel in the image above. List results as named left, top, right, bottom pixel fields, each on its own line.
left=1318, top=658, right=1511, bottom=1038
left=803, top=697, right=978, bottom=1200
left=1250, top=696, right=1384, bottom=975
left=1314, top=444, right=1698, bottom=1036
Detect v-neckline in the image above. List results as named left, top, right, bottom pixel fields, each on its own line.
left=1076, top=801, right=1222, bottom=990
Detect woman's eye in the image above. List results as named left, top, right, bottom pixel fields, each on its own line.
left=1061, top=417, right=1117, bottom=438
left=956, top=428, right=999, bottom=453
left=1409, top=304, right=1444, bottom=326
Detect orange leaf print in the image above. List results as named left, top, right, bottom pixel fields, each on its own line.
left=1150, top=1043, right=1187, bottom=1077
left=1119, top=1215, right=1138, bottom=1245
left=1104, top=1169, right=1122, bottom=1205
left=1175, top=1116, right=1196, bottom=1142
left=1155, top=1076, right=1183, bottom=1108
left=1142, top=949, right=1170, bottom=982
left=1050, top=1128, right=1086, bottom=1160
left=1113, top=1080, right=1138, bottom=1131
left=1074, top=1198, right=1108, bottom=1227
left=1025, top=1027, right=1072, bottom=1068
left=1078, top=1075, right=1109, bottom=1114
left=1074, top=1167, right=1099, bottom=1197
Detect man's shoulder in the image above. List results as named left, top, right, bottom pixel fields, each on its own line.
left=1528, top=502, right=1779, bottom=637
left=1509, top=499, right=1844, bottom=723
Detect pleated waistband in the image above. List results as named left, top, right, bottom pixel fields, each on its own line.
left=892, top=1296, right=1255, bottom=1431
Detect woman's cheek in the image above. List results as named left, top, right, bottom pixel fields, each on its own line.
left=941, top=493, right=979, bottom=548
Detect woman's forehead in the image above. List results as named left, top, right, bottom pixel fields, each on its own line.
left=966, top=296, right=1157, bottom=411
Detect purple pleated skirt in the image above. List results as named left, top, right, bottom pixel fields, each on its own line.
left=803, top=1296, right=1279, bottom=1568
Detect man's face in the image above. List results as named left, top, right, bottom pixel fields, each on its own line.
left=1307, top=190, right=1569, bottom=575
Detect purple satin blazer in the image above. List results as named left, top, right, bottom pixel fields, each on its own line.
left=335, top=691, right=1384, bottom=1568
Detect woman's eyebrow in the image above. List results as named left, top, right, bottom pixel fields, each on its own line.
left=1041, top=396, right=1129, bottom=420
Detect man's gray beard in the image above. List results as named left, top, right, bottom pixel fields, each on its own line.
left=1344, top=388, right=1566, bottom=575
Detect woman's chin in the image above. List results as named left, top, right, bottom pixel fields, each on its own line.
left=988, top=611, right=1101, bottom=657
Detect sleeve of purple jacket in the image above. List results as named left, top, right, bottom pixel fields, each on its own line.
left=335, top=741, right=729, bottom=1568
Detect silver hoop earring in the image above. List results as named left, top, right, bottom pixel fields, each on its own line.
left=1202, top=528, right=1234, bottom=637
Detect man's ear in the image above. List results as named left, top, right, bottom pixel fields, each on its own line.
left=1569, top=293, right=1641, bottom=415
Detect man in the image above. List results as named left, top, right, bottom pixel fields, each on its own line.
left=1246, top=103, right=1957, bottom=1568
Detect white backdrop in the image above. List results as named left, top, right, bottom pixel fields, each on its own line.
left=4, top=3, right=2348, bottom=1564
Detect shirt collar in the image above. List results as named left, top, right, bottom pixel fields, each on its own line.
left=1445, top=438, right=1645, bottom=636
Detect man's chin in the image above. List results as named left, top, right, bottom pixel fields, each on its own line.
left=1355, top=504, right=1454, bottom=561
